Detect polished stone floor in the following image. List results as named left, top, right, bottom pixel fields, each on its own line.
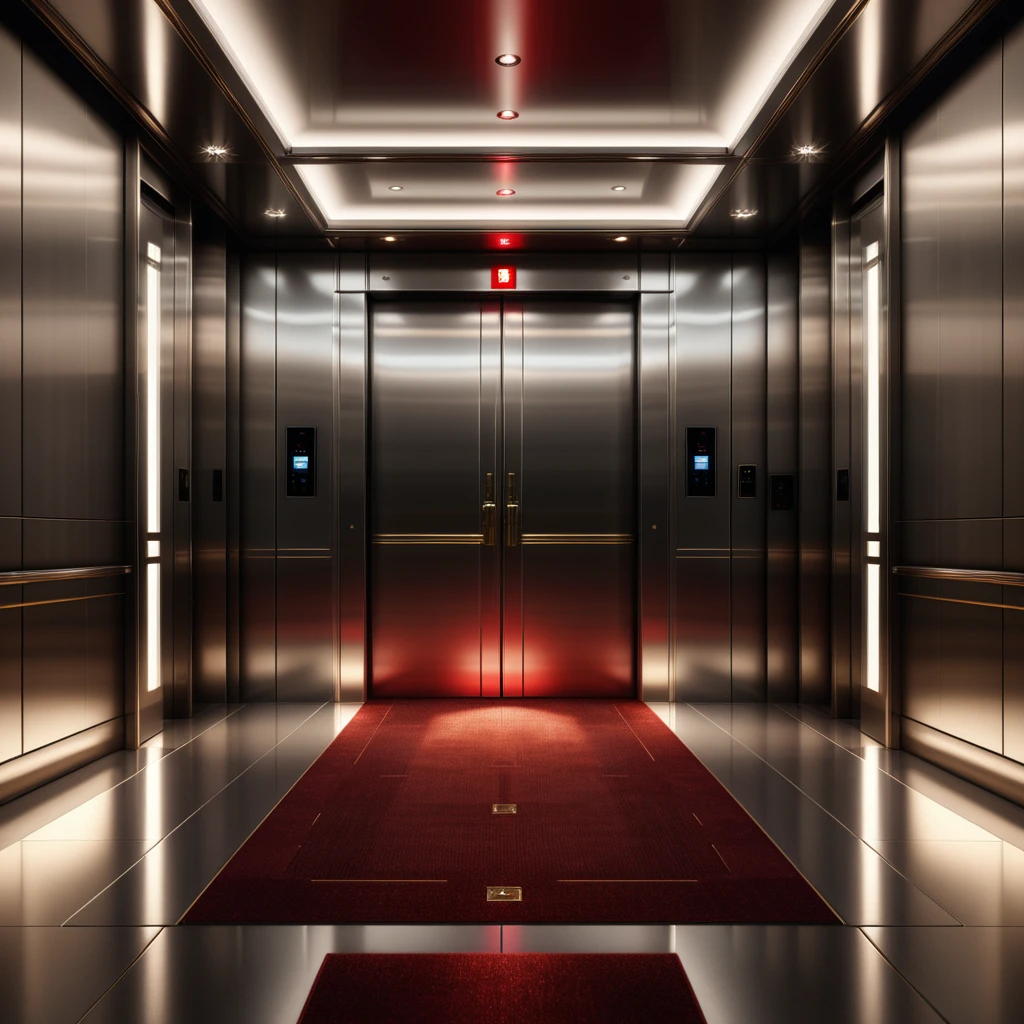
left=1, top=701, right=1022, bottom=1022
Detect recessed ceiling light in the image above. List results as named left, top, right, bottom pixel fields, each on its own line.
left=795, top=144, right=821, bottom=157
left=202, top=144, right=229, bottom=158
left=497, top=109, right=519, bottom=120
left=613, top=236, right=629, bottom=242
left=388, top=185, right=403, bottom=191
left=496, top=188, right=516, bottom=196
left=495, top=53, right=521, bottom=67
left=611, top=185, right=626, bottom=191
left=730, top=208, right=758, bottom=219
left=264, top=208, right=286, bottom=218
left=381, top=236, right=397, bottom=242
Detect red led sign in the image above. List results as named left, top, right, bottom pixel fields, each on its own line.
left=491, top=265, right=517, bottom=289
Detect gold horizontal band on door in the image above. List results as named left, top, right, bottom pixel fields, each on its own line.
left=0, top=591, right=125, bottom=612
left=372, top=534, right=484, bottom=545
left=521, top=534, right=633, bottom=545
left=899, top=592, right=1024, bottom=613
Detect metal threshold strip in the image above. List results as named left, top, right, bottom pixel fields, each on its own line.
left=0, top=565, right=133, bottom=587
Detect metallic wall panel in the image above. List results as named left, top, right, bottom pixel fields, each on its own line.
left=239, top=256, right=278, bottom=700
left=1006, top=23, right=1024, bottom=519
left=1006, top=519, right=1024, bottom=763
left=674, top=255, right=732, bottom=702
left=367, top=255, right=639, bottom=293
left=0, top=519, right=22, bottom=763
left=226, top=247, right=242, bottom=704
left=338, top=291, right=367, bottom=701
left=798, top=213, right=832, bottom=705
left=502, top=305, right=525, bottom=698
left=369, top=303, right=490, bottom=697
left=517, top=302, right=635, bottom=697
left=903, top=45, right=1004, bottom=523
left=0, top=27, right=20, bottom=521
left=730, top=256, right=767, bottom=702
left=275, top=255, right=337, bottom=701
left=831, top=201, right=853, bottom=717
left=766, top=250, right=799, bottom=702
left=193, top=216, right=228, bottom=703
left=638, top=293, right=671, bottom=701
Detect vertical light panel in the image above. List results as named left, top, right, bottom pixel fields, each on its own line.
left=866, top=561, right=880, bottom=692
left=146, top=243, right=161, bottom=534
left=865, top=242, right=880, bottom=534
left=147, top=561, right=160, bottom=691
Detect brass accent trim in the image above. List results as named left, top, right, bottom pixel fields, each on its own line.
left=893, top=566, right=1024, bottom=588
left=0, top=592, right=125, bottom=612
left=371, top=533, right=484, bottom=545
left=492, top=803, right=517, bottom=814
left=486, top=886, right=522, bottom=902
left=312, top=879, right=448, bottom=883
left=522, top=533, right=633, bottom=545
left=557, top=879, right=698, bottom=883
left=0, top=565, right=132, bottom=587
left=899, top=592, right=1024, bottom=613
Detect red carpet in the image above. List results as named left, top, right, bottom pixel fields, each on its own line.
left=297, top=953, right=705, bottom=1024
left=184, top=700, right=839, bottom=924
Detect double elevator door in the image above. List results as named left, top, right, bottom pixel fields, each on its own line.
left=369, top=301, right=636, bottom=698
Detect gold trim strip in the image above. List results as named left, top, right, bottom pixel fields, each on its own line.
left=521, top=533, right=633, bottom=545
left=0, top=592, right=124, bottom=612
left=0, top=565, right=132, bottom=587
left=893, top=566, right=1024, bottom=588
left=372, top=534, right=484, bottom=545
left=899, top=592, right=1024, bottom=613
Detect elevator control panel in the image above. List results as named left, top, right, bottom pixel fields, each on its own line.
left=686, top=427, right=716, bottom=497
left=770, top=474, right=795, bottom=511
left=737, top=464, right=756, bottom=498
left=286, top=427, right=316, bottom=497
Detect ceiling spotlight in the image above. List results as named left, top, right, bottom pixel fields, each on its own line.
left=388, top=185, right=404, bottom=191
left=496, top=188, right=516, bottom=196
left=202, top=144, right=229, bottom=158
left=497, top=109, right=519, bottom=120
left=495, top=53, right=521, bottom=67
left=611, top=185, right=626, bottom=191
left=264, top=209, right=286, bottom=218
left=613, top=236, right=629, bottom=242
left=381, top=236, right=397, bottom=242
left=795, top=144, right=821, bottom=157
left=730, top=208, right=758, bottom=219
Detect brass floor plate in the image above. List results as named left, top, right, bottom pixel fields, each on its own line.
left=492, top=803, right=517, bottom=814
left=486, top=886, right=522, bottom=902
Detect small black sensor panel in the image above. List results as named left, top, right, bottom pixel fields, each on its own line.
left=286, top=427, right=316, bottom=497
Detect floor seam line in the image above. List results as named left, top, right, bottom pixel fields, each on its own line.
left=858, top=926, right=955, bottom=1024
left=72, top=925, right=164, bottom=1024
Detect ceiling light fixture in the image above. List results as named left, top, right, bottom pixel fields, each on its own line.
left=611, top=185, right=626, bottom=191
left=730, top=208, right=758, bottom=219
left=496, top=188, right=516, bottom=196
left=795, top=144, right=821, bottom=157
left=388, top=185, right=403, bottom=191
left=381, top=236, right=397, bottom=242
left=495, top=53, right=521, bottom=67
left=497, top=109, right=519, bottom=120
left=613, top=236, right=629, bottom=242
left=264, top=208, right=286, bottom=218
left=202, top=144, right=229, bottom=158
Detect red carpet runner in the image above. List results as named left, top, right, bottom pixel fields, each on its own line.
left=297, top=954, right=706, bottom=1024
left=185, top=700, right=839, bottom=924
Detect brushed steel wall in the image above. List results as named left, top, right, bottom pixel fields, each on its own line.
left=900, top=27, right=1021, bottom=766
left=672, top=254, right=770, bottom=702
left=0, top=26, right=125, bottom=773
left=239, top=254, right=338, bottom=702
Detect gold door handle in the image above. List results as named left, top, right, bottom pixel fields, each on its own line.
left=506, top=503, right=519, bottom=547
left=483, top=502, right=496, bottom=546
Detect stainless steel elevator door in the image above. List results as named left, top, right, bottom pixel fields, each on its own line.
left=503, top=303, right=636, bottom=697
left=369, top=300, right=635, bottom=698
left=369, top=304, right=501, bottom=697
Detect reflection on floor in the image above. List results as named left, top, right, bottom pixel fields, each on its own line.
left=0, top=701, right=1021, bottom=1022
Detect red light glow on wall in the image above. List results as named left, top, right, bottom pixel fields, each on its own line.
left=491, top=266, right=517, bottom=289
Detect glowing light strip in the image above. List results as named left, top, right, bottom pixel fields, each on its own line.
left=147, top=561, right=160, bottom=692
left=866, top=563, right=880, bottom=693
left=146, top=250, right=161, bottom=535
left=865, top=245, right=880, bottom=535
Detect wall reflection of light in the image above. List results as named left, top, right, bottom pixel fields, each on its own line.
left=141, top=1, right=170, bottom=126
left=856, top=0, right=884, bottom=125
left=860, top=758, right=884, bottom=920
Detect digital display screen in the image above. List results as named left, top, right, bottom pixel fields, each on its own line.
left=292, top=455, right=309, bottom=471
left=693, top=455, right=709, bottom=471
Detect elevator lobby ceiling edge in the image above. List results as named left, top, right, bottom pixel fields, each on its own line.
left=13, top=0, right=1016, bottom=248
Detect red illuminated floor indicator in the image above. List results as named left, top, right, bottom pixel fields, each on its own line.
left=491, top=265, right=516, bottom=289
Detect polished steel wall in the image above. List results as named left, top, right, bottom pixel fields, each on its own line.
left=0, top=25, right=125, bottom=774
left=899, top=24, right=1024, bottom=773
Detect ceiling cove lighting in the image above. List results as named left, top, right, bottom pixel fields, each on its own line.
left=495, top=53, right=521, bottom=67
left=496, top=188, right=516, bottom=196
left=611, top=185, right=626, bottom=191
left=202, top=144, right=229, bottom=158
left=730, top=208, right=758, bottom=219
left=381, top=235, right=397, bottom=241
left=497, top=110, right=519, bottom=120
left=388, top=184, right=404, bottom=191
left=613, top=236, right=629, bottom=242
left=264, top=208, right=286, bottom=218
